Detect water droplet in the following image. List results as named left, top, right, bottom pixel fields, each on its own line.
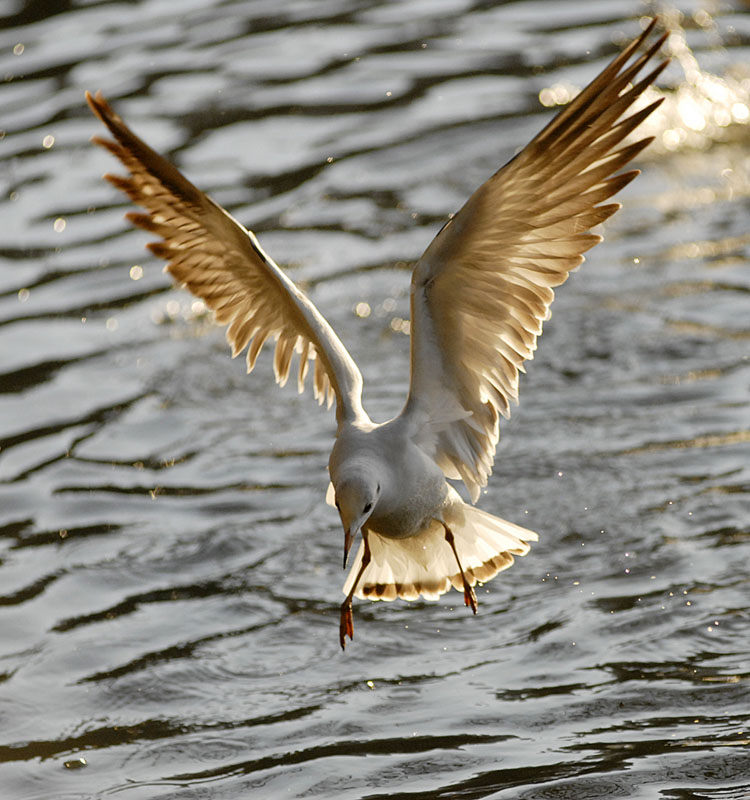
left=165, top=300, right=180, bottom=318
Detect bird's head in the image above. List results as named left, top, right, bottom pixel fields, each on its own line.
left=334, top=472, right=380, bottom=568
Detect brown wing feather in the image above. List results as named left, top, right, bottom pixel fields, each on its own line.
left=86, top=91, right=364, bottom=423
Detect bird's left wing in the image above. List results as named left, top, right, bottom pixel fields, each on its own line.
left=86, top=91, right=364, bottom=425
left=403, top=21, right=668, bottom=501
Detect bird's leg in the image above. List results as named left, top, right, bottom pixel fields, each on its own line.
left=340, top=530, right=371, bottom=650
left=441, top=523, right=478, bottom=615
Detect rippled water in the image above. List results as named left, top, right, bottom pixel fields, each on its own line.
left=1, top=1, right=749, bottom=798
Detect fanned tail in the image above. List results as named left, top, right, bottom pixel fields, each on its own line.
left=343, top=504, right=537, bottom=602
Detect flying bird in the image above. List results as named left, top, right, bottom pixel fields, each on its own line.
left=87, top=19, right=667, bottom=649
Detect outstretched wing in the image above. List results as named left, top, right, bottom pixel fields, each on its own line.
left=403, top=20, right=668, bottom=501
left=86, top=91, right=365, bottom=425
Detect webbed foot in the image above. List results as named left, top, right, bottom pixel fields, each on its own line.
left=442, top=523, right=479, bottom=616
left=340, top=600, right=354, bottom=650
left=463, top=581, right=478, bottom=615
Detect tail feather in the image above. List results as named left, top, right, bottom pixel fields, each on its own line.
left=342, top=504, right=537, bottom=602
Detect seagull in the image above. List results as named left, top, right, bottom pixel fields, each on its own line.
left=87, top=19, right=667, bottom=649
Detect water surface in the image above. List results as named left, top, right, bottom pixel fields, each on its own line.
left=1, top=1, right=749, bottom=798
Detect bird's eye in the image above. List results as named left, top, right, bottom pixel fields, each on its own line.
left=363, top=502, right=372, bottom=513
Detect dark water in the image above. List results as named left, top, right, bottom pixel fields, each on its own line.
left=1, top=1, right=749, bottom=798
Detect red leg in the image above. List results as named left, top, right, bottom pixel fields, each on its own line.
left=442, top=524, right=478, bottom=615
left=340, top=531, right=371, bottom=650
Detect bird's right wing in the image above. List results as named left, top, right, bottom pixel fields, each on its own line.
left=87, top=91, right=365, bottom=425
left=403, top=20, right=668, bottom=500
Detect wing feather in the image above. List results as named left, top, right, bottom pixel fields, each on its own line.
left=86, top=90, right=365, bottom=425
left=403, top=20, right=668, bottom=500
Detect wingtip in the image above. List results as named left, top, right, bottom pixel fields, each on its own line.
left=86, top=91, right=103, bottom=138
left=86, top=90, right=127, bottom=136
left=85, top=88, right=103, bottom=116
left=616, top=15, right=660, bottom=65
left=642, top=15, right=659, bottom=36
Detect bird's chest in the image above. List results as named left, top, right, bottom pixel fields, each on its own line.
left=367, top=447, right=447, bottom=540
